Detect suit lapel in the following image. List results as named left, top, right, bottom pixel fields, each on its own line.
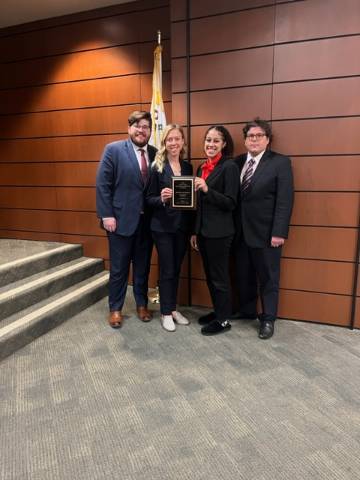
left=205, top=156, right=227, bottom=185
left=164, top=161, right=173, bottom=180
left=125, top=139, right=143, bottom=184
left=165, top=159, right=191, bottom=178
left=250, top=150, right=270, bottom=186
left=236, top=154, right=247, bottom=172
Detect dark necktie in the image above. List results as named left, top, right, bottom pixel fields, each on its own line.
left=139, top=149, right=148, bottom=183
left=241, top=158, right=255, bottom=192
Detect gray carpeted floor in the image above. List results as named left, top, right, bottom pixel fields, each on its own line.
left=1, top=292, right=360, bottom=480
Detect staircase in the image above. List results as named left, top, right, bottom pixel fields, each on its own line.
left=0, top=241, right=108, bottom=361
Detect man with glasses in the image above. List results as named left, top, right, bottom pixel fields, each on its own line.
left=233, top=118, right=294, bottom=339
left=96, top=111, right=156, bottom=328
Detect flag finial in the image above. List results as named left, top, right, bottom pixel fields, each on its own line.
left=157, top=30, right=161, bottom=45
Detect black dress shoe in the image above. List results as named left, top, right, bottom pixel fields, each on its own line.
left=230, top=312, right=258, bottom=320
left=198, top=311, right=216, bottom=325
left=201, top=320, right=231, bottom=336
left=258, top=320, right=274, bottom=340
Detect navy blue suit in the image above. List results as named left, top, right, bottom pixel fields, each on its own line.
left=146, top=160, right=193, bottom=314
left=96, top=139, right=157, bottom=311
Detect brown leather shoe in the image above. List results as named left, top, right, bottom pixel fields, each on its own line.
left=137, top=306, right=152, bottom=322
left=109, top=311, right=123, bottom=329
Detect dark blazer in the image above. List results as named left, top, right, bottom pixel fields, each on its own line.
left=146, top=160, right=193, bottom=233
left=194, top=156, right=239, bottom=238
left=234, top=150, right=294, bottom=248
left=96, top=139, right=157, bottom=236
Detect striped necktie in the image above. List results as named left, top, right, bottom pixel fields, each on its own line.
left=241, top=158, right=255, bottom=192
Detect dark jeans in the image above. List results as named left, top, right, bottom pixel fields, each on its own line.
left=107, top=216, right=153, bottom=311
left=198, top=235, right=233, bottom=322
left=152, top=230, right=189, bottom=315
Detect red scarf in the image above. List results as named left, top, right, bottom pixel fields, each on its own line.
left=201, top=153, right=222, bottom=180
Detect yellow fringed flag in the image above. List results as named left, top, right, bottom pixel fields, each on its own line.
left=149, top=40, right=166, bottom=149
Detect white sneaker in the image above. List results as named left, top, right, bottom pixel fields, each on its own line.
left=161, top=315, right=176, bottom=332
left=172, top=311, right=190, bottom=325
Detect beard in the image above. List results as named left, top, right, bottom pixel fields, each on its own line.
left=129, top=133, right=150, bottom=148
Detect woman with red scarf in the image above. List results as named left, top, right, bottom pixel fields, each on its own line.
left=190, top=126, right=239, bottom=335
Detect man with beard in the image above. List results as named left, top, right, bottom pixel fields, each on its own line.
left=96, top=111, right=157, bottom=328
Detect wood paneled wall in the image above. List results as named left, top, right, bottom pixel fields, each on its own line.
left=0, top=0, right=359, bottom=326
left=0, top=0, right=171, bottom=285
left=171, top=0, right=360, bottom=327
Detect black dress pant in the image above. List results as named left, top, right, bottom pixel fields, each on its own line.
left=198, top=235, right=233, bottom=322
left=234, top=238, right=282, bottom=322
left=152, top=230, right=189, bottom=315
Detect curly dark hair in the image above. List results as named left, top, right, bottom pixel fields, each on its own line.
left=243, top=118, right=272, bottom=141
left=204, top=125, right=234, bottom=157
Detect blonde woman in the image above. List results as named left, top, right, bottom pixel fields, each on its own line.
left=146, top=124, right=193, bottom=332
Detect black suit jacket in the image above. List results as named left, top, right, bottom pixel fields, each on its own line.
left=234, top=150, right=294, bottom=248
left=146, top=160, right=193, bottom=233
left=194, top=157, right=239, bottom=238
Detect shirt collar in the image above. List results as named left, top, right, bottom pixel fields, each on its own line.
left=130, top=140, right=148, bottom=154
left=246, top=149, right=266, bottom=166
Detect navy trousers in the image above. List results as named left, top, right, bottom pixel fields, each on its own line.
left=107, top=216, right=153, bottom=311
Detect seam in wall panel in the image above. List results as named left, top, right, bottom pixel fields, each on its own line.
left=0, top=99, right=173, bottom=116
left=171, top=33, right=360, bottom=59
left=0, top=3, right=170, bottom=39
left=0, top=70, right=172, bottom=93
left=1, top=37, right=171, bottom=66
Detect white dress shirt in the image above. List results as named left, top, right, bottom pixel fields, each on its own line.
left=131, top=141, right=150, bottom=170
left=240, top=150, right=266, bottom=183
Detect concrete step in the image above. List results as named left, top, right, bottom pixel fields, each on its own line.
left=0, top=256, right=104, bottom=320
left=0, top=243, right=82, bottom=288
left=0, top=271, right=109, bottom=361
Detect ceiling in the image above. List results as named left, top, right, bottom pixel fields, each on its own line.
left=0, top=0, right=138, bottom=29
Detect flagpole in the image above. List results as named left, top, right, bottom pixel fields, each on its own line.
left=149, top=30, right=165, bottom=304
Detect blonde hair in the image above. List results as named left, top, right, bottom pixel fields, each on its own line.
left=152, top=124, right=187, bottom=173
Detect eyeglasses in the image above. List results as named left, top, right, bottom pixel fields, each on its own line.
left=133, top=124, right=150, bottom=131
left=246, top=133, right=267, bottom=140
